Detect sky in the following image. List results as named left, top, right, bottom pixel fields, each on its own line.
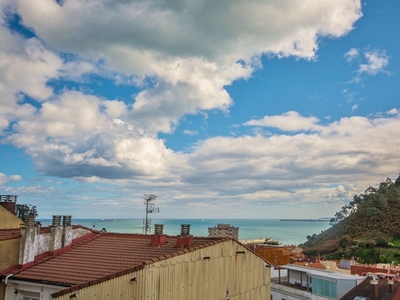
left=0, top=0, right=399, bottom=220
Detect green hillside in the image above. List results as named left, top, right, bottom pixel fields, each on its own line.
left=301, top=174, right=400, bottom=264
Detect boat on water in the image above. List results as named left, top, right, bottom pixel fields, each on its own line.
left=100, top=219, right=120, bottom=222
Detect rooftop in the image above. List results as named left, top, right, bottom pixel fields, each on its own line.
left=282, top=264, right=365, bottom=281
left=340, top=277, right=400, bottom=300
left=5, top=232, right=231, bottom=287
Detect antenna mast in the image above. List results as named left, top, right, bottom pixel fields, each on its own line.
left=143, top=194, right=159, bottom=234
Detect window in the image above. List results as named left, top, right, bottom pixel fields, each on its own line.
left=311, top=278, right=336, bottom=299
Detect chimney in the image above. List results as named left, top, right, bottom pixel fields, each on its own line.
left=50, top=215, right=73, bottom=251
left=388, top=280, right=394, bottom=293
left=0, top=195, right=17, bottom=214
left=62, top=215, right=73, bottom=247
left=150, top=224, right=166, bottom=247
left=19, top=214, right=38, bottom=265
left=371, top=279, right=378, bottom=300
left=176, top=224, right=193, bottom=248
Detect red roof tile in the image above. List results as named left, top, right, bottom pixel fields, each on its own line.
left=10, top=233, right=230, bottom=287
left=0, top=228, right=21, bottom=241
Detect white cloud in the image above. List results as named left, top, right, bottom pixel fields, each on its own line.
left=387, top=108, right=398, bottom=115
left=243, top=111, right=322, bottom=131
left=344, top=47, right=359, bottom=62
left=0, top=172, right=22, bottom=186
left=358, top=49, right=389, bottom=75
left=183, top=130, right=199, bottom=136
left=351, top=104, right=358, bottom=112
left=9, top=0, right=362, bottom=135
left=345, top=48, right=390, bottom=81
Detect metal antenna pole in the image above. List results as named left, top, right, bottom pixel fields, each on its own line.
left=143, top=194, right=159, bottom=234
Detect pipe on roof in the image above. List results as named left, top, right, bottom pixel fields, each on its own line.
left=5, top=273, right=13, bottom=285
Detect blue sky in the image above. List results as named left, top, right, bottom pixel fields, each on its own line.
left=1, top=0, right=399, bottom=220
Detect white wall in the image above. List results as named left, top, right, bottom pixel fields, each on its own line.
left=5, top=280, right=65, bottom=300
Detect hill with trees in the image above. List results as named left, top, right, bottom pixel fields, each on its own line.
left=301, top=174, right=400, bottom=264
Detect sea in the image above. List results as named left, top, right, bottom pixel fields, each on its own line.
left=38, top=218, right=331, bottom=246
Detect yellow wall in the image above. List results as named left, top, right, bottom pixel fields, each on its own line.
left=54, top=239, right=271, bottom=300
left=0, top=206, right=23, bottom=229
left=0, top=239, right=20, bottom=271
left=0, top=238, right=20, bottom=300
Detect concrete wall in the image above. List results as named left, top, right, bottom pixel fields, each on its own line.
left=18, top=225, right=92, bottom=265
left=53, top=239, right=271, bottom=300
left=0, top=206, right=22, bottom=229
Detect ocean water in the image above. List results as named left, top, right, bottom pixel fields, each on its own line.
left=38, top=219, right=331, bottom=246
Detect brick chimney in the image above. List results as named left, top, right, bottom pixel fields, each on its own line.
left=0, top=195, right=17, bottom=214
left=151, top=224, right=167, bottom=247
left=371, top=279, right=378, bottom=300
left=176, top=224, right=193, bottom=248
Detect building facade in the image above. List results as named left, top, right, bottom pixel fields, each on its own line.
left=271, top=264, right=365, bottom=300
left=208, top=223, right=239, bottom=240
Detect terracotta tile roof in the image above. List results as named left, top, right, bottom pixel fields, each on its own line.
left=9, top=233, right=230, bottom=288
left=0, top=228, right=21, bottom=241
left=340, top=277, right=400, bottom=300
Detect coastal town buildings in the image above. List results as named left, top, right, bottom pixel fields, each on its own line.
left=0, top=200, right=271, bottom=300
left=271, top=264, right=365, bottom=300
left=208, top=223, right=239, bottom=240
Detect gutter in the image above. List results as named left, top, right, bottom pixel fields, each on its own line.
left=5, top=273, right=13, bottom=285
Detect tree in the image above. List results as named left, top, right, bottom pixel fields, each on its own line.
left=15, top=204, right=38, bottom=222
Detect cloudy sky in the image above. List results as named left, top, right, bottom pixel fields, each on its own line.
left=1, top=0, right=399, bottom=220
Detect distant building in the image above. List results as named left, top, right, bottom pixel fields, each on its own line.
left=208, top=223, right=239, bottom=239
left=271, top=264, right=365, bottom=300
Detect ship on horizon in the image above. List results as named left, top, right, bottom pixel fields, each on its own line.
left=279, top=217, right=331, bottom=222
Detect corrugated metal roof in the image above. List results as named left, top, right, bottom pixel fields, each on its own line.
left=9, top=233, right=230, bottom=287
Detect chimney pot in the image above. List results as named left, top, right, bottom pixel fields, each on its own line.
left=154, top=224, right=164, bottom=235
left=181, top=224, right=191, bottom=236
left=63, top=215, right=72, bottom=226
left=52, top=215, right=62, bottom=226
left=25, top=215, right=36, bottom=227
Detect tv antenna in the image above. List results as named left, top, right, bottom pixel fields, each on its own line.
left=143, top=194, right=159, bottom=234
